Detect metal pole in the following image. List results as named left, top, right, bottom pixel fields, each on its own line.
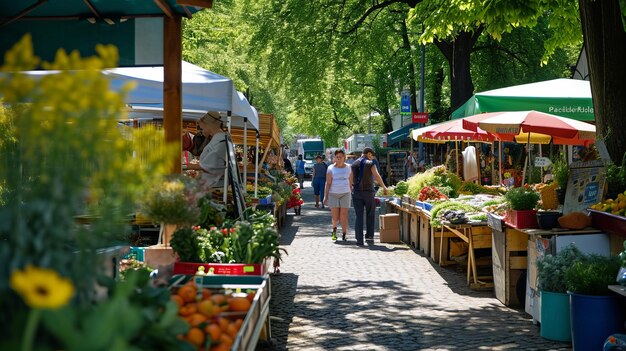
left=243, top=117, right=248, bottom=184
left=223, top=113, right=231, bottom=204
left=418, top=44, right=425, bottom=164
left=255, top=132, right=259, bottom=198
left=499, top=140, right=503, bottom=185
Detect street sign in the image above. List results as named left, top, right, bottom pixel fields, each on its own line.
left=412, top=112, right=428, bottom=123
left=400, top=89, right=411, bottom=116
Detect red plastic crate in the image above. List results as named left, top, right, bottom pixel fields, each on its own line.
left=172, top=261, right=267, bottom=276
left=505, top=209, right=538, bottom=229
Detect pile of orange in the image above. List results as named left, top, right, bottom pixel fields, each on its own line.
left=171, top=280, right=254, bottom=351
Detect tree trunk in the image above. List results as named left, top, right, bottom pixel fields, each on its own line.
left=579, top=0, right=626, bottom=163
left=434, top=30, right=482, bottom=112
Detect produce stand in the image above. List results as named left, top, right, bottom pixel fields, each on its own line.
left=440, top=222, right=493, bottom=290
left=170, top=274, right=271, bottom=351
left=386, top=151, right=409, bottom=185
left=488, top=215, right=529, bottom=306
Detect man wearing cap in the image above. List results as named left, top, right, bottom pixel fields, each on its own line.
left=351, top=147, right=388, bottom=246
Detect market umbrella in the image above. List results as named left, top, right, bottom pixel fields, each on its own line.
left=462, top=110, right=595, bottom=141
left=463, top=111, right=596, bottom=183
left=422, top=119, right=495, bottom=142
left=410, top=119, right=495, bottom=142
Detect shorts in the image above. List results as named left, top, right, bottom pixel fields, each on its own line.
left=328, top=192, right=351, bottom=208
left=312, top=178, right=326, bottom=195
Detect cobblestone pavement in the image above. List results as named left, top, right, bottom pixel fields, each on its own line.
left=264, top=182, right=571, bottom=350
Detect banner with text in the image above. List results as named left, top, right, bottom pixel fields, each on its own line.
left=412, top=112, right=428, bottom=123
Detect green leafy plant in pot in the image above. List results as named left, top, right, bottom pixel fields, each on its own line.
left=504, top=186, right=540, bottom=228
left=536, top=245, right=582, bottom=342
left=564, top=254, right=623, bottom=351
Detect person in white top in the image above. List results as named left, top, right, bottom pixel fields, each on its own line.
left=323, top=149, right=353, bottom=241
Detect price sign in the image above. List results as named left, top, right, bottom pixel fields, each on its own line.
left=534, top=157, right=551, bottom=167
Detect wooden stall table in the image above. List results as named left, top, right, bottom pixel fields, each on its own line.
left=440, top=221, right=493, bottom=290
left=418, top=209, right=432, bottom=256
left=402, top=200, right=421, bottom=249
left=492, top=224, right=530, bottom=306
left=609, top=285, right=626, bottom=297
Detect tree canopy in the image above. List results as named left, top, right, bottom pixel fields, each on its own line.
left=183, top=0, right=581, bottom=148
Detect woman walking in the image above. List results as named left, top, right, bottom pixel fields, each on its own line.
left=323, top=149, right=352, bottom=241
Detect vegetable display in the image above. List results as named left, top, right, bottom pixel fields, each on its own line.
left=170, top=209, right=285, bottom=264
left=394, top=181, right=409, bottom=197
left=418, top=186, right=448, bottom=201
left=430, top=201, right=480, bottom=228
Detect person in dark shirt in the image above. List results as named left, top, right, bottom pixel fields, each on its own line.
left=283, top=156, right=293, bottom=174
left=312, top=155, right=328, bottom=208
left=351, top=147, right=388, bottom=246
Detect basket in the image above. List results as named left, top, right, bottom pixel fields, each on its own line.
left=539, top=183, right=559, bottom=210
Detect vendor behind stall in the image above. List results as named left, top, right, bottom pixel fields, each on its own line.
left=187, top=111, right=227, bottom=187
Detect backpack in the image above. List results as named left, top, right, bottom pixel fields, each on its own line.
left=191, top=132, right=207, bottom=157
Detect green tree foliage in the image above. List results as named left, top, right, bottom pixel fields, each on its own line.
left=182, top=1, right=581, bottom=148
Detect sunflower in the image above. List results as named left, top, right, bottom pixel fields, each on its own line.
left=10, top=265, right=75, bottom=309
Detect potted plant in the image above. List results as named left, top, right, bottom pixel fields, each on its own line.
left=536, top=245, right=582, bottom=342
left=504, top=186, right=540, bottom=228
left=141, top=175, right=201, bottom=246
left=565, top=254, right=623, bottom=351
left=552, top=155, right=569, bottom=204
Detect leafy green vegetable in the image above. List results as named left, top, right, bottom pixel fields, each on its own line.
left=504, top=186, right=540, bottom=210
left=430, top=201, right=479, bottom=228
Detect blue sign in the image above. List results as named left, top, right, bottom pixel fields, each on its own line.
left=584, top=182, right=599, bottom=205
left=401, top=90, right=411, bottom=115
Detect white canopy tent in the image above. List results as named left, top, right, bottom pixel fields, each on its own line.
left=5, top=62, right=259, bottom=204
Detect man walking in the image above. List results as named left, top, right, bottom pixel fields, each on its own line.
left=351, top=147, right=388, bottom=246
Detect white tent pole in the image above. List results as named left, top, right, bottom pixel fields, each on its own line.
left=539, top=143, right=543, bottom=182
left=455, top=141, right=460, bottom=177
left=499, top=140, right=503, bottom=186
left=255, top=132, right=259, bottom=198
left=243, top=117, right=248, bottom=184
left=223, top=113, right=231, bottom=204
left=522, top=133, right=530, bottom=185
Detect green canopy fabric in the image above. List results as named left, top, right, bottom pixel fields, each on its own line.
left=451, top=78, right=594, bottom=121
left=387, top=123, right=420, bottom=146
left=0, top=1, right=208, bottom=66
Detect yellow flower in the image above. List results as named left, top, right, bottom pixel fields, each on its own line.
left=10, top=265, right=75, bottom=309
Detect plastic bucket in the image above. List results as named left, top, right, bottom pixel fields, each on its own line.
left=540, top=291, right=571, bottom=342
left=569, top=293, right=624, bottom=351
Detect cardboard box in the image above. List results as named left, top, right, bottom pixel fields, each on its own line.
left=380, top=227, right=400, bottom=243
left=379, top=213, right=400, bottom=230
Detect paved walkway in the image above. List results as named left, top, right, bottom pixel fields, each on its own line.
left=266, top=183, right=571, bottom=350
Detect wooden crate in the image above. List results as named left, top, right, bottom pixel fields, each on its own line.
left=419, top=211, right=431, bottom=255
left=401, top=208, right=411, bottom=245
left=430, top=227, right=456, bottom=263
left=410, top=212, right=419, bottom=249
left=492, top=227, right=529, bottom=306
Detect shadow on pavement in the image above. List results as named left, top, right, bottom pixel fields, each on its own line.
left=262, top=277, right=566, bottom=351
left=278, top=214, right=298, bottom=246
